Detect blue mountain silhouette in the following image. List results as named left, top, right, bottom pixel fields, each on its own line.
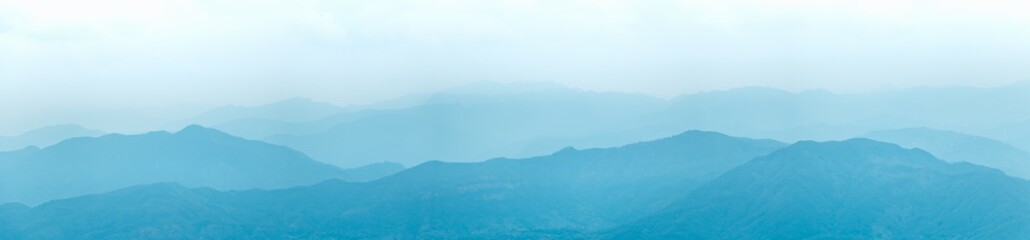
left=0, top=124, right=104, bottom=151
left=614, top=139, right=1030, bottom=239
left=0, top=130, right=784, bottom=239
left=0, top=125, right=401, bottom=206
left=864, top=127, right=1030, bottom=179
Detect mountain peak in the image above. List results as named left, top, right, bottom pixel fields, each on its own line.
left=673, top=130, right=731, bottom=139
left=786, top=138, right=906, bottom=151
left=3, top=123, right=349, bottom=205
left=553, top=146, right=578, bottom=155
left=799, top=137, right=895, bottom=147
left=178, top=124, right=210, bottom=132
left=175, top=125, right=234, bottom=139
left=606, top=130, right=787, bottom=154
left=617, top=137, right=1030, bottom=239
left=785, top=138, right=906, bottom=154
left=0, top=202, right=29, bottom=213
left=656, top=130, right=781, bottom=147
left=18, top=124, right=100, bottom=136
left=755, top=138, right=944, bottom=170
left=11, top=124, right=104, bottom=140
left=0, top=146, right=40, bottom=158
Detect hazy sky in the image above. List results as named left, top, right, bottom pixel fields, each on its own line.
left=2, top=0, right=1030, bottom=131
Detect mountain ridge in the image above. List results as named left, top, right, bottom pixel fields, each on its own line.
left=613, top=138, right=1030, bottom=239
left=862, top=127, right=1030, bottom=179
left=0, top=130, right=786, bottom=238
left=0, top=124, right=105, bottom=151
left=0, top=125, right=401, bottom=206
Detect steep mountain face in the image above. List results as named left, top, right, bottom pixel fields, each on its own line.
left=0, top=124, right=105, bottom=151
left=0, top=131, right=785, bottom=239
left=614, top=139, right=1030, bottom=239
left=0, top=125, right=391, bottom=206
left=864, top=127, right=1030, bottom=179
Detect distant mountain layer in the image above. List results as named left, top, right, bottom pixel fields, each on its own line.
left=989, top=119, right=1030, bottom=152
left=197, top=82, right=1030, bottom=168
left=0, top=130, right=786, bottom=239
left=259, top=89, right=667, bottom=167
left=613, top=139, right=1030, bottom=239
left=0, top=125, right=402, bottom=206
left=178, top=97, right=346, bottom=128
left=651, top=84, right=1030, bottom=142
left=863, top=127, right=1030, bottom=179
left=0, top=124, right=104, bottom=151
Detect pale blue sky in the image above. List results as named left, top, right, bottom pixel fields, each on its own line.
left=2, top=0, right=1030, bottom=132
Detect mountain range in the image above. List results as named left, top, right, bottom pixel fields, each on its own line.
left=0, top=124, right=105, bottom=151
left=3, top=131, right=1027, bottom=239
left=988, top=119, right=1030, bottom=152
left=258, top=86, right=667, bottom=167
left=0, top=130, right=785, bottom=239
left=863, top=127, right=1030, bottom=179
left=176, top=97, right=347, bottom=128
left=614, top=139, right=1030, bottom=239
left=0, top=125, right=403, bottom=206
left=179, top=81, right=1030, bottom=168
